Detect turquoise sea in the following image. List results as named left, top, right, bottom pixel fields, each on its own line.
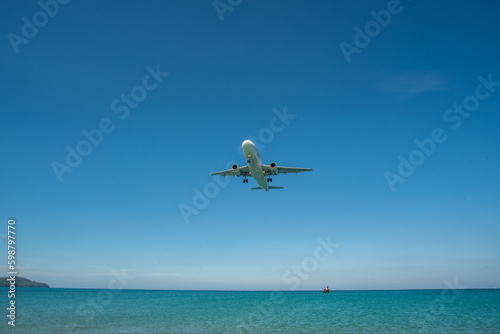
left=1, top=288, right=499, bottom=333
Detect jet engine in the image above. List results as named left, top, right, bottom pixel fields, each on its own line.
left=231, top=164, right=241, bottom=176
left=269, top=162, right=278, bottom=175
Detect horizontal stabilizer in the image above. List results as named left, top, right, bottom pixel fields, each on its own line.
left=251, top=186, right=284, bottom=190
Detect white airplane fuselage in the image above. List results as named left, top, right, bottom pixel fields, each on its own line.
left=242, top=140, right=268, bottom=190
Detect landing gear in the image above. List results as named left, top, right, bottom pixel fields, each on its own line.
left=267, top=177, right=272, bottom=182
left=243, top=178, right=248, bottom=183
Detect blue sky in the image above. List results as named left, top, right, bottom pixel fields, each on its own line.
left=1, top=0, right=499, bottom=290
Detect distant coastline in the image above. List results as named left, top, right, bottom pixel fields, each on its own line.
left=0, top=277, right=49, bottom=288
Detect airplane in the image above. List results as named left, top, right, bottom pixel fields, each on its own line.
left=211, top=140, right=312, bottom=191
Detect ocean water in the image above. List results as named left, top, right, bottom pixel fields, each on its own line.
left=1, top=288, right=499, bottom=333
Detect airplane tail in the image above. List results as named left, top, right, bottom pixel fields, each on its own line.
left=251, top=186, right=284, bottom=190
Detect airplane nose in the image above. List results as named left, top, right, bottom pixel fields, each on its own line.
left=242, top=140, right=254, bottom=149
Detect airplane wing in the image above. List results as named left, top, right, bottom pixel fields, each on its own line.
left=211, top=166, right=250, bottom=177
left=277, top=166, right=313, bottom=174
left=262, top=165, right=312, bottom=174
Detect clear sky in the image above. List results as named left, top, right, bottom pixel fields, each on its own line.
left=1, top=0, right=499, bottom=290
